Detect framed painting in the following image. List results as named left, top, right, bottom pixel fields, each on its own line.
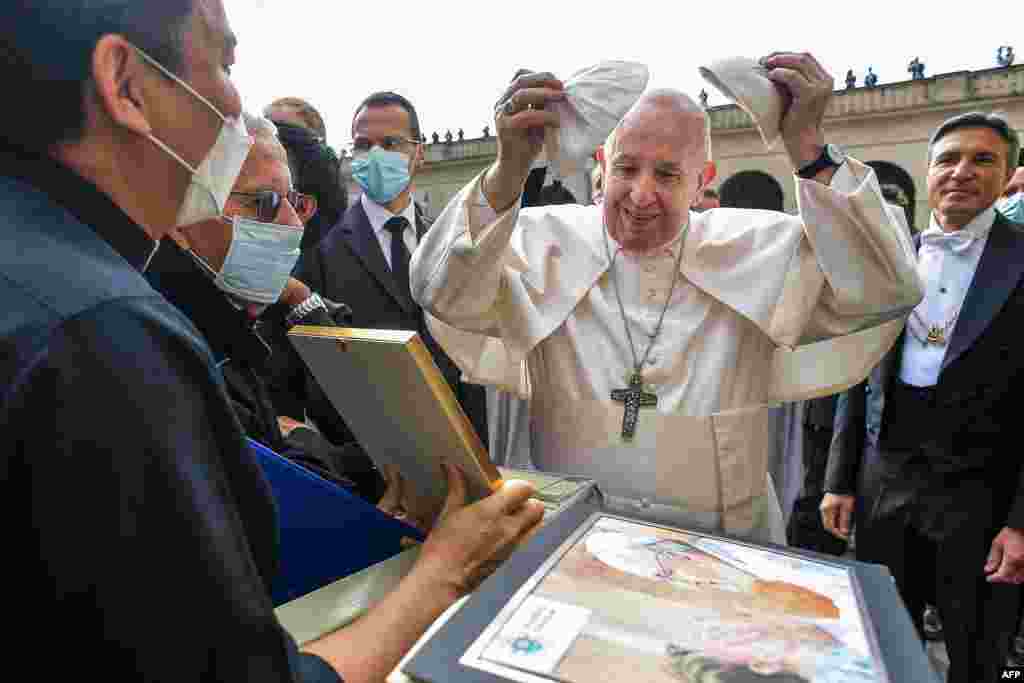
left=402, top=495, right=937, bottom=683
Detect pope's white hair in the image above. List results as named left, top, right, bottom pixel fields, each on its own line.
left=603, top=88, right=712, bottom=163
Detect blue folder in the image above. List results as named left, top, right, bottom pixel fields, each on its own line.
left=247, top=438, right=425, bottom=606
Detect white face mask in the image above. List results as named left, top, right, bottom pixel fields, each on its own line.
left=134, top=47, right=253, bottom=227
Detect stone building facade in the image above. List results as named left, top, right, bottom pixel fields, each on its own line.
left=343, top=64, right=1024, bottom=231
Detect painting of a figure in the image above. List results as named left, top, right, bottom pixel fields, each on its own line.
left=473, top=516, right=885, bottom=683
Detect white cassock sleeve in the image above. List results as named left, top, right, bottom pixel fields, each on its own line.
left=682, top=159, right=923, bottom=347
left=678, top=159, right=923, bottom=399
left=412, top=178, right=607, bottom=385
left=411, top=159, right=924, bottom=400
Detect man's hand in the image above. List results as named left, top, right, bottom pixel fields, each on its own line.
left=301, top=465, right=541, bottom=683
left=485, top=71, right=565, bottom=212
left=985, top=527, right=1024, bottom=584
left=376, top=465, right=431, bottom=535
left=279, top=277, right=312, bottom=308
left=760, top=52, right=834, bottom=172
left=277, top=415, right=307, bottom=437
left=412, top=463, right=544, bottom=600
left=820, top=493, right=856, bottom=540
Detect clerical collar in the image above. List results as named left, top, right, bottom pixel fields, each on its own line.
left=145, top=239, right=272, bottom=367
left=0, top=150, right=159, bottom=272
left=924, top=205, right=996, bottom=242
left=607, top=221, right=687, bottom=259
left=362, top=192, right=417, bottom=237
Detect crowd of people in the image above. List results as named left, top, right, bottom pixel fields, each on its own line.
left=3, top=2, right=1024, bottom=682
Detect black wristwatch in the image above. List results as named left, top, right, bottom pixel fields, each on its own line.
left=796, top=144, right=846, bottom=179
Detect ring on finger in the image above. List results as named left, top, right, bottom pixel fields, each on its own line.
left=501, top=99, right=540, bottom=117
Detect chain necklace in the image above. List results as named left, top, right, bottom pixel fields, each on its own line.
left=602, top=225, right=686, bottom=376
left=603, top=223, right=686, bottom=440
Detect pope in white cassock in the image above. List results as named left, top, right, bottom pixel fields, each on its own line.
left=410, top=53, right=923, bottom=542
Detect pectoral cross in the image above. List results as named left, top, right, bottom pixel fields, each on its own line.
left=610, top=372, right=658, bottom=441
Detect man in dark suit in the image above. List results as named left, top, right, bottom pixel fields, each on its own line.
left=295, top=92, right=488, bottom=447
left=785, top=394, right=849, bottom=557
left=821, top=112, right=1024, bottom=683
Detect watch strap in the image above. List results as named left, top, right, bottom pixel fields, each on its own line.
left=286, top=293, right=328, bottom=327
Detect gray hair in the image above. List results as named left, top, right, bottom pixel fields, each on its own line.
left=243, top=112, right=279, bottom=142
left=928, top=111, right=1020, bottom=176
left=242, top=112, right=289, bottom=164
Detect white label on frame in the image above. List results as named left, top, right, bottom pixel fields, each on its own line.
left=481, top=596, right=592, bottom=675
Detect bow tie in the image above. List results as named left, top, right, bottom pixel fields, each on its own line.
left=921, top=228, right=982, bottom=255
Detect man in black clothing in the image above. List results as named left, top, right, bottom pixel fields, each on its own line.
left=259, top=118, right=351, bottom=423
left=145, top=113, right=384, bottom=500
left=270, top=115, right=348, bottom=253
left=0, top=3, right=544, bottom=682
left=821, top=112, right=1024, bottom=683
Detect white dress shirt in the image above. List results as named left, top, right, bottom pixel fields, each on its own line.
left=899, top=206, right=996, bottom=387
left=361, top=193, right=418, bottom=270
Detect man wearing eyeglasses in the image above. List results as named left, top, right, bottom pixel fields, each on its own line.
left=295, top=91, right=489, bottom=450
left=145, top=113, right=384, bottom=498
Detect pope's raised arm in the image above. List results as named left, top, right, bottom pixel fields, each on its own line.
left=410, top=57, right=924, bottom=543
left=410, top=70, right=580, bottom=346
left=410, top=56, right=923, bottom=385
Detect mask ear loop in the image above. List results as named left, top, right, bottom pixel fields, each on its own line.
left=185, top=215, right=240, bottom=280
left=147, top=127, right=221, bottom=208
left=134, top=46, right=228, bottom=124
left=136, top=44, right=231, bottom=218
left=186, top=245, right=222, bottom=280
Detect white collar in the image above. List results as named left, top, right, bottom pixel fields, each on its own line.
left=361, top=193, right=417, bottom=236
left=924, top=205, right=997, bottom=242
left=606, top=219, right=688, bottom=260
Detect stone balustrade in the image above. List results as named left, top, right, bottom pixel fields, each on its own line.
left=707, top=64, right=1024, bottom=131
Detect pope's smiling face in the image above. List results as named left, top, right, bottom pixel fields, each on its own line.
left=602, top=99, right=712, bottom=254
left=928, top=126, right=1011, bottom=231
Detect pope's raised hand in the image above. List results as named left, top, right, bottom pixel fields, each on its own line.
left=760, top=52, right=834, bottom=170
left=484, top=71, right=565, bottom=211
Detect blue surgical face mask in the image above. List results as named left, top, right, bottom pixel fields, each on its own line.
left=998, top=192, right=1024, bottom=224
left=351, top=146, right=412, bottom=205
left=192, top=216, right=303, bottom=304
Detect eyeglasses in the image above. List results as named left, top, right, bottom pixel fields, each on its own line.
left=351, top=135, right=420, bottom=154
left=230, top=190, right=317, bottom=223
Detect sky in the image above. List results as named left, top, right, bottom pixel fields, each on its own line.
left=227, top=0, right=1017, bottom=155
